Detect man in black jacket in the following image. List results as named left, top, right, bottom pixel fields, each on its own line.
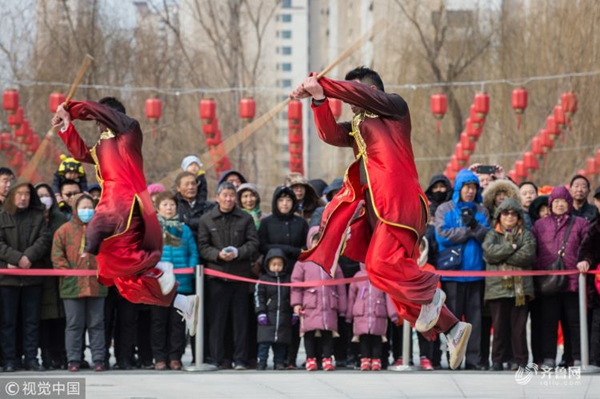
left=569, top=175, right=599, bottom=223
left=175, top=172, right=208, bottom=238
left=197, top=181, right=259, bottom=370
left=0, top=182, right=52, bottom=371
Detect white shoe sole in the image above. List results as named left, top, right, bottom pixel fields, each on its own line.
left=449, top=323, right=472, bottom=370
left=415, top=290, right=446, bottom=332
left=187, top=295, right=199, bottom=337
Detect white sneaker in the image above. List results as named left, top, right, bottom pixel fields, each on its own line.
left=156, top=262, right=175, bottom=295
left=177, top=295, right=199, bottom=337
left=446, top=322, right=472, bottom=370
left=415, top=288, right=446, bottom=332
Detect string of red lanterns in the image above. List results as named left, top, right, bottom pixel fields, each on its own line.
left=288, top=99, right=304, bottom=175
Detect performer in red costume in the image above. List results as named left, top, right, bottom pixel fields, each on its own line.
left=52, top=98, right=199, bottom=335
left=291, top=67, right=471, bottom=369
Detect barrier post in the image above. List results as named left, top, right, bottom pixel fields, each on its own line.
left=388, top=320, right=420, bottom=371
left=578, top=272, right=600, bottom=374
left=185, top=265, right=217, bottom=372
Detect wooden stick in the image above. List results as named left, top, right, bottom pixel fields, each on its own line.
left=159, top=21, right=387, bottom=186
left=64, top=54, right=94, bottom=107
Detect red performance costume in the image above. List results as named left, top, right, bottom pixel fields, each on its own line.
left=58, top=101, right=176, bottom=306
left=300, top=77, right=458, bottom=339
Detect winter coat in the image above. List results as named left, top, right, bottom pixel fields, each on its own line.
left=578, top=218, right=600, bottom=307
left=176, top=191, right=207, bottom=239
left=0, top=182, right=52, bottom=286
left=254, top=248, right=292, bottom=345
left=435, top=169, right=490, bottom=282
left=159, top=217, right=199, bottom=294
left=572, top=201, right=598, bottom=223
left=52, top=211, right=107, bottom=299
left=291, top=229, right=347, bottom=335
left=35, top=183, right=69, bottom=320
left=531, top=187, right=589, bottom=293
left=482, top=199, right=536, bottom=302
left=258, top=186, right=308, bottom=272
left=197, top=205, right=259, bottom=279
left=346, top=268, right=397, bottom=337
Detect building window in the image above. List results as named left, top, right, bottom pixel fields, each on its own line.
left=278, top=79, right=292, bottom=87
left=282, top=0, right=292, bottom=8
left=281, top=63, right=292, bottom=72
left=281, top=30, right=292, bottom=39
left=281, top=46, right=292, bottom=55
left=281, top=14, right=292, bottom=22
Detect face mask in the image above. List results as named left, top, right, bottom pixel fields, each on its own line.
left=40, top=197, right=53, bottom=210
left=77, top=209, right=94, bottom=223
left=430, top=191, right=447, bottom=204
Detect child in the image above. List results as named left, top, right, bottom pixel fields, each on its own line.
left=346, top=263, right=397, bottom=371
left=52, top=194, right=106, bottom=372
left=254, top=248, right=294, bottom=370
left=181, top=155, right=207, bottom=206
left=52, top=155, right=88, bottom=205
left=291, top=227, right=347, bottom=371
left=151, top=191, right=199, bottom=370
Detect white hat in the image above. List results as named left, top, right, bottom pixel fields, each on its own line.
left=181, top=155, right=203, bottom=171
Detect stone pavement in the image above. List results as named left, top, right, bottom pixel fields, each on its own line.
left=1, top=369, right=598, bottom=399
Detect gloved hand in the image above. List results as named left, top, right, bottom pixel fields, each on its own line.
left=460, top=208, right=478, bottom=228
left=291, top=313, right=299, bottom=326
left=257, top=314, right=268, bottom=326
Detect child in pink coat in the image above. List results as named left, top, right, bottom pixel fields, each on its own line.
left=291, top=228, right=347, bottom=371
left=346, top=263, right=398, bottom=371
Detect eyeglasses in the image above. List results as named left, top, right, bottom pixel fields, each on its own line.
left=64, top=192, right=80, bottom=198
left=501, top=210, right=519, bottom=217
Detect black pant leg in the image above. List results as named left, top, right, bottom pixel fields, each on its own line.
left=231, top=282, right=249, bottom=363
left=372, top=335, right=383, bottom=360
left=169, top=306, right=186, bottom=362
left=150, top=305, right=169, bottom=362
left=539, top=294, right=561, bottom=360
left=103, top=287, right=118, bottom=365
left=529, top=298, right=543, bottom=364
left=321, top=330, right=334, bottom=358
left=464, top=281, right=483, bottom=366
left=117, top=294, right=138, bottom=365
left=510, top=302, right=529, bottom=365
left=563, top=292, right=581, bottom=361
left=304, top=331, right=317, bottom=358
left=21, top=285, right=43, bottom=362
left=359, top=335, right=371, bottom=358
left=489, top=298, right=510, bottom=364
left=208, top=279, right=231, bottom=364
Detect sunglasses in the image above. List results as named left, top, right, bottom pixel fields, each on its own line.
left=501, top=210, right=519, bottom=217
left=64, top=192, right=80, bottom=198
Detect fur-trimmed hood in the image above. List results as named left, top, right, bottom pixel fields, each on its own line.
left=482, top=179, right=521, bottom=213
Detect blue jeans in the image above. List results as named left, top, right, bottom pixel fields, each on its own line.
left=257, top=342, right=286, bottom=364
left=0, top=285, right=43, bottom=366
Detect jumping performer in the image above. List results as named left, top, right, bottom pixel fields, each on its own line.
left=291, top=67, right=471, bottom=369
left=52, top=99, right=199, bottom=335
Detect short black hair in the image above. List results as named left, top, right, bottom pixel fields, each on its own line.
left=59, top=179, right=80, bottom=192
left=99, top=97, right=126, bottom=114
left=570, top=174, right=590, bottom=190
left=0, top=167, right=15, bottom=178
left=217, top=181, right=236, bottom=195
left=519, top=181, right=538, bottom=192
left=345, top=66, right=385, bottom=92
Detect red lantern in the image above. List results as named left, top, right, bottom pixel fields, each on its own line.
left=523, top=151, right=539, bottom=171
left=532, top=136, right=545, bottom=156
left=511, top=88, right=528, bottom=129
left=328, top=98, right=342, bottom=120
left=473, top=93, right=490, bottom=118
left=576, top=169, right=588, bottom=179
left=586, top=157, right=598, bottom=176
left=553, top=105, right=566, bottom=128
left=466, top=118, right=482, bottom=141
left=540, top=129, right=554, bottom=151
left=10, top=151, right=23, bottom=168
left=444, top=167, right=457, bottom=181
left=460, top=132, right=475, bottom=155
left=145, top=98, right=162, bottom=121
left=454, top=143, right=469, bottom=165
left=288, top=100, right=302, bottom=122
left=0, top=132, right=11, bottom=150
left=450, top=155, right=461, bottom=172
left=470, top=105, right=483, bottom=128
left=2, top=90, right=19, bottom=113
left=561, top=92, right=577, bottom=116
left=199, top=99, right=216, bottom=121
left=515, top=160, right=527, bottom=178
left=27, top=135, right=39, bottom=155
left=49, top=92, right=67, bottom=113
left=239, top=98, right=256, bottom=120
left=430, top=93, right=447, bottom=134
left=546, top=115, right=560, bottom=140
left=508, top=169, right=520, bottom=184
left=7, top=107, right=23, bottom=128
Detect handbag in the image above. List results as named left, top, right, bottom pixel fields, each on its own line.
left=535, top=216, right=575, bottom=296
left=438, top=245, right=464, bottom=271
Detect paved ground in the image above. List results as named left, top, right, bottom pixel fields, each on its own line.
left=0, top=368, right=598, bottom=399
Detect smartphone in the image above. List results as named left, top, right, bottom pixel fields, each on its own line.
left=476, top=165, right=496, bottom=175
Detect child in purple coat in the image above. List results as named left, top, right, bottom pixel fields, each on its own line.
left=346, top=263, right=398, bottom=371
left=291, top=228, right=347, bottom=371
